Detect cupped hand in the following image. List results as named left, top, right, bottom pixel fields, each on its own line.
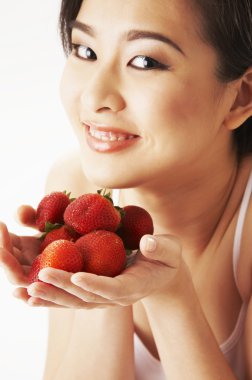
left=23, top=234, right=187, bottom=308
left=0, top=205, right=40, bottom=287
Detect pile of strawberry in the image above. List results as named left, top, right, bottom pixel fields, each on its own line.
left=29, top=189, right=154, bottom=283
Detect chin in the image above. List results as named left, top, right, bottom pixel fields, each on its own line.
left=83, top=164, right=144, bottom=190
left=79, top=149, right=152, bottom=190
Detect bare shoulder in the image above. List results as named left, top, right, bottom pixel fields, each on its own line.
left=44, top=150, right=98, bottom=197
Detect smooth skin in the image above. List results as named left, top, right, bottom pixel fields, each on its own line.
left=1, top=0, right=252, bottom=379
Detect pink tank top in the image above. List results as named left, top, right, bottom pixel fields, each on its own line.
left=112, top=171, right=252, bottom=380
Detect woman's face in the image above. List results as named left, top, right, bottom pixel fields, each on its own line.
left=60, top=0, right=236, bottom=189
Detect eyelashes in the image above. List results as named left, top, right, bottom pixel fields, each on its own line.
left=71, top=44, right=97, bottom=60
left=129, top=55, right=169, bottom=70
left=71, top=43, right=170, bottom=71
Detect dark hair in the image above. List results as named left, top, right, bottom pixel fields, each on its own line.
left=59, top=0, right=83, bottom=55
left=59, top=0, right=252, bottom=157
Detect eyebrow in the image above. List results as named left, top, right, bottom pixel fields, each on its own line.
left=70, top=20, right=185, bottom=56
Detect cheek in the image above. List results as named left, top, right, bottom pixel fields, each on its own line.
left=60, top=63, right=81, bottom=126
left=128, top=77, right=223, bottom=166
left=140, top=77, right=219, bottom=135
left=157, top=81, right=206, bottom=126
left=130, top=80, right=203, bottom=135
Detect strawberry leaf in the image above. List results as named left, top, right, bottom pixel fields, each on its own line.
left=115, top=206, right=125, bottom=219
left=63, top=190, right=75, bottom=201
left=45, top=222, right=62, bottom=233
left=97, top=188, right=114, bottom=204
left=126, top=249, right=133, bottom=256
left=37, top=233, right=46, bottom=241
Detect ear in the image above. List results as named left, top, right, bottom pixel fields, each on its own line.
left=223, top=67, right=252, bottom=130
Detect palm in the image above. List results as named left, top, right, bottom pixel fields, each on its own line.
left=0, top=218, right=40, bottom=286
left=10, top=234, right=41, bottom=266
left=85, top=253, right=172, bottom=306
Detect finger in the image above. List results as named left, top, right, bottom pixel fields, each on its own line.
left=0, top=223, right=26, bottom=255
left=0, top=222, right=14, bottom=253
left=12, top=247, right=29, bottom=265
left=28, top=297, right=66, bottom=307
left=0, top=248, right=29, bottom=286
left=9, top=234, right=22, bottom=251
left=14, top=236, right=41, bottom=264
left=16, top=205, right=37, bottom=228
left=27, top=280, right=114, bottom=309
left=38, top=268, right=112, bottom=305
left=13, top=287, right=65, bottom=308
left=12, top=287, right=30, bottom=302
left=27, top=281, right=83, bottom=307
left=140, top=234, right=182, bottom=268
left=71, top=272, right=126, bottom=301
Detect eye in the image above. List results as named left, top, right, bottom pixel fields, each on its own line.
left=71, top=44, right=97, bottom=61
left=129, top=55, right=168, bottom=70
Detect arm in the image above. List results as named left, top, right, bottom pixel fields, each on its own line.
left=142, top=276, right=237, bottom=380
left=40, top=152, right=135, bottom=380
left=67, top=234, right=241, bottom=379
left=42, top=309, right=75, bottom=379
left=43, top=307, right=135, bottom=380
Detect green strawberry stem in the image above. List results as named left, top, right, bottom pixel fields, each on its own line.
left=126, top=249, right=133, bottom=256
left=97, top=188, right=125, bottom=223
left=63, top=190, right=76, bottom=202
left=97, top=188, right=114, bottom=205
left=38, top=222, right=63, bottom=241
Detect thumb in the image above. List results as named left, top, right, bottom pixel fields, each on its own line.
left=139, top=234, right=182, bottom=268
left=15, top=205, right=37, bottom=228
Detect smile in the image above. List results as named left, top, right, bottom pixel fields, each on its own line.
left=89, top=126, right=136, bottom=142
left=83, top=123, right=140, bottom=153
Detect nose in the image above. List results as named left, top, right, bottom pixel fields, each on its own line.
left=80, top=64, right=126, bottom=114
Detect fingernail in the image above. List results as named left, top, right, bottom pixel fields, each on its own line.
left=144, top=236, right=157, bottom=252
left=71, top=275, right=82, bottom=285
left=71, top=275, right=91, bottom=290
left=38, top=269, right=56, bottom=282
left=71, top=275, right=86, bottom=286
left=27, top=284, right=45, bottom=297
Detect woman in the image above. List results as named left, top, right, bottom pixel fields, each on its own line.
left=0, top=0, right=252, bottom=379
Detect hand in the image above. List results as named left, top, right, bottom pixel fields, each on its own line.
left=24, top=234, right=187, bottom=308
left=0, top=205, right=40, bottom=287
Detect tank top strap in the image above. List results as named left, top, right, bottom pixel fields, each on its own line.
left=113, top=173, right=252, bottom=287
left=233, top=170, right=252, bottom=286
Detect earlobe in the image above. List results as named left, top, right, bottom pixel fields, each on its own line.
left=223, top=68, right=252, bottom=131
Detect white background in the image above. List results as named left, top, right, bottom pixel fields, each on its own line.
left=0, top=1, right=78, bottom=379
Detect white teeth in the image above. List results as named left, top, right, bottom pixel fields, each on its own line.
left=101, top=135, right=110, bottom=141
left=109, top=132, right=117, bottom=142
left=89, top=126, right=135, bottom=142
left=117, top=135, right=126, bottom=141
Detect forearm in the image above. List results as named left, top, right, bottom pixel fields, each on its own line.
left=143, top=284, right=237, bottom=380
left=42, top=309, right=75, bottom=380
left=51, top=306, right=135, bottom=380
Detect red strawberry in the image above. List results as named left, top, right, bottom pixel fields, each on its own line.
left=64, top=192, right=121, bottom=235
left=39, top=225, right=79, bottom=253
left=29, top=254, right=43, bottom=283
left=75, top=230, right=126, bottom=277
left=117, top=205, right=154, bottom=250
left=40, top=240, right=84, bottom=273
left=36, top=191, right=71, bottom=232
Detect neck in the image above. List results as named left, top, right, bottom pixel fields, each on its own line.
left=120, top=152, right=239, bottom=254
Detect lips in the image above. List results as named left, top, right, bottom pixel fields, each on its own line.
left=83, top=122, right=140, bottom=153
